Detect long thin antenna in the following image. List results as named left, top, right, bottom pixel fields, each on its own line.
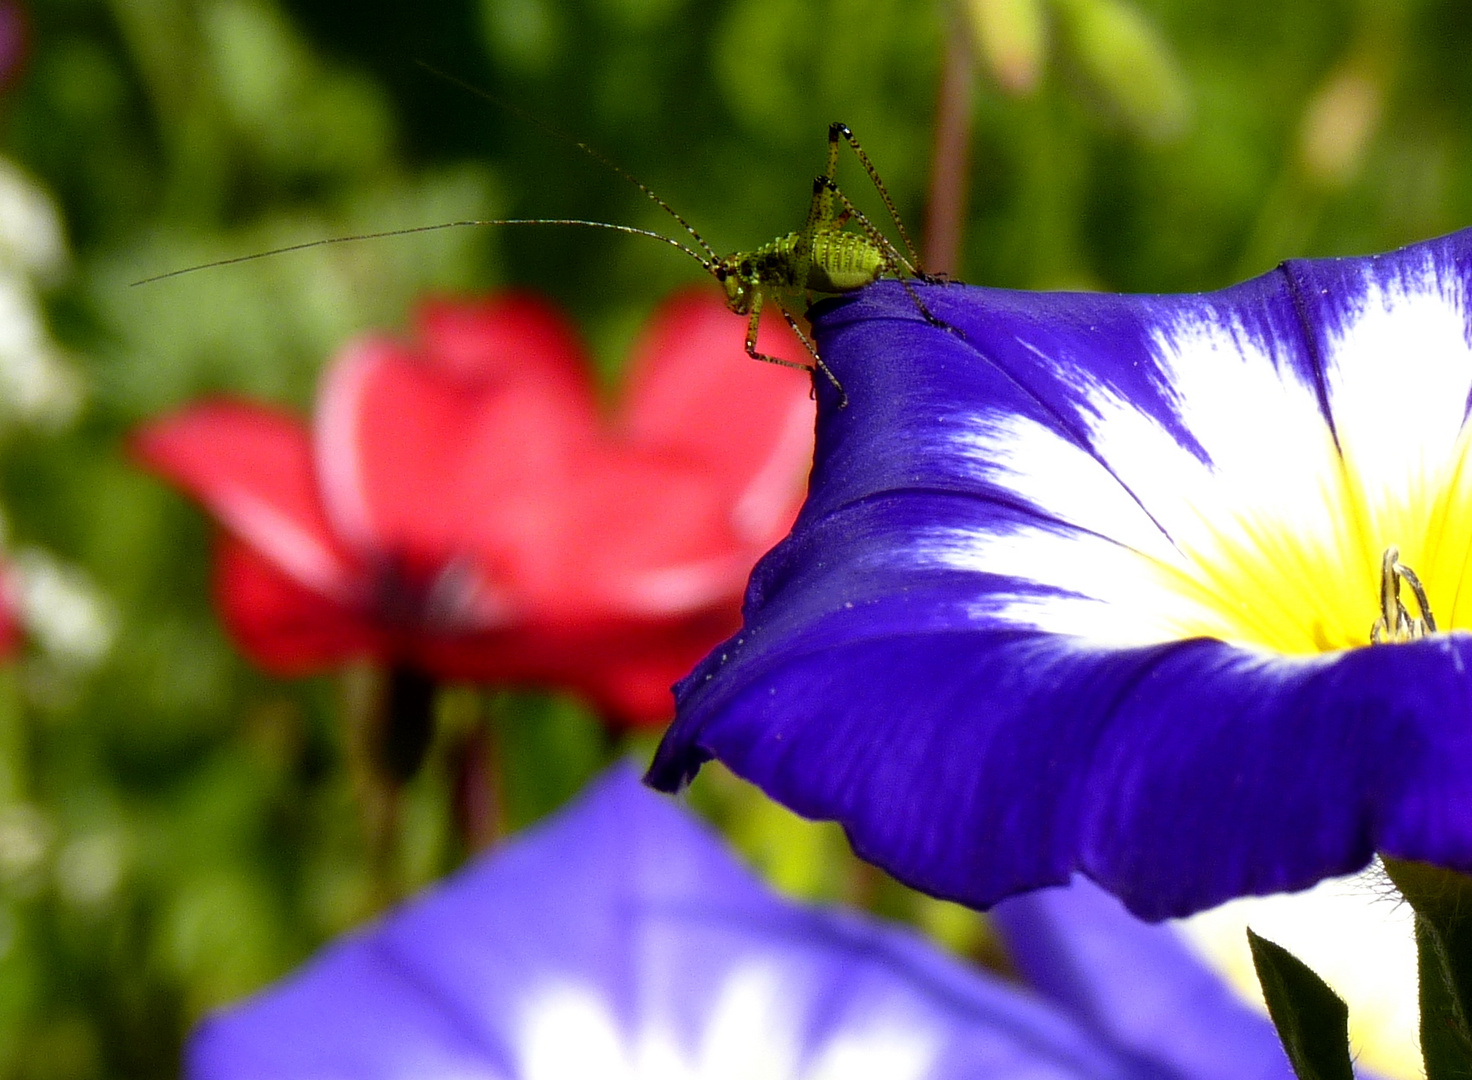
left=415, top=60, right=720, bottom=263
left=130, top=219, right=710, bottom=286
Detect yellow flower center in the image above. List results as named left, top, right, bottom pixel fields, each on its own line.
left=1144, top=424, right=1472, bottom=655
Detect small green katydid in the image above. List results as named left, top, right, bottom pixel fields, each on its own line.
left=136, top=117, right=944, bottom=407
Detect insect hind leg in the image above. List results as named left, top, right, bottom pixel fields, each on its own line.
left=828, top=122, right=926, bottom=277
left=817, top=175, right=917, bottom=277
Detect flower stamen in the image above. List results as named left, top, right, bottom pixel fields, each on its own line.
left=1370, top=546, right=1437, bottom=644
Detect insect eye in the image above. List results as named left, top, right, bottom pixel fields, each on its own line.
left=714, top=265, right=727, bottom=280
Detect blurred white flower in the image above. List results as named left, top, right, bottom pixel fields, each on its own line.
left=55, top=831, right=126, bottom=908
left=11, top=546, right=114, bottom=665
left=0, top=802, right=50, bottom=885
left=0, top=159, right=64, bottom=279
left=0, top=158, right=81, bottom=427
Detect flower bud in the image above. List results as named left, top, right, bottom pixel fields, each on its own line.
left=1297, top=60, right=1383, bottom=190
left=965, top=0, right=1048, bottom=97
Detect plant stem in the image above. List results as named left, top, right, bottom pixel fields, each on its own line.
left=452, top=714, right=501, bottom=853
left=924, top=8, right=976, bottom=277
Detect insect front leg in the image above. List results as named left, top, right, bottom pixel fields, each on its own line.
left=742, top=292, right=849, bottom=409
left=742, top=294, right=808, bottom=373
left=778, top=305, right=848, bottom=409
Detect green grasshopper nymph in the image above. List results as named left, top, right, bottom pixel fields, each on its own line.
left=135, top=120, right=940, bottom=408
left=694, top=120, right=949, bottom=408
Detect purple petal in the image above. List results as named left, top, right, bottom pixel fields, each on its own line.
left=649, top=228, right=1472, bottom=919
left=189, top=766, right=1193, bottom=1080
left=991, top=878, right=1294, bottom=1080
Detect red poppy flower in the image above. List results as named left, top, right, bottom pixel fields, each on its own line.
left=134, top=288, right=814, bottom=726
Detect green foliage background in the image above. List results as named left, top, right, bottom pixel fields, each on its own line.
left=0, top=0, right=1465, bottom=1074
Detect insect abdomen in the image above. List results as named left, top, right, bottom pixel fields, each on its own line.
left=806, top=231, right=884, bottom=294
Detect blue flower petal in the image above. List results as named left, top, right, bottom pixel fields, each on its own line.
left=991, top=877, right=1294, bottom=1080
left=649, top=228, right=1472, bottom=919
left=189, top=766, right=1213, bottom=1080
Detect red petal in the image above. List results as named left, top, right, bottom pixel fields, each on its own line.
left=312, top=305, right=600, bottom=576
left=574, top=612, right=741, bottom=726
left=0, top=562, right=22, bottom=659
left=542, top=448, right=748, bottom=618
left=614, top=288, right=815, bottom=549
left=415, top=293, right=597, bottom=420
left=415, top=607, right=740, bottom=726
left=214, top=536, right=383, bottom=673
left=134, top=402, right=360, bottom=602
left=411, top=290, right=817, bottom=623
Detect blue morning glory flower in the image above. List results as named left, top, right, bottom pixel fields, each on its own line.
left=648, top=228, right=1472, bottom=920
left=185, top=766, right=1292, bottom=1080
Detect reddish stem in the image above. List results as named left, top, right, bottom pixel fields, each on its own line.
left=924, top=12, right=976, bottom=277
left=452, top=720, right=501, bottom=852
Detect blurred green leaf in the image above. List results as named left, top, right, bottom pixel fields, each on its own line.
left=1053, top=0, right=1190, bottom=141
left=481, top=0, right=564, bottom=75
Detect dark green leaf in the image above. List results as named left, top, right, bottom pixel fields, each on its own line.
left=1247, top=927, right=1355, bottom=1080
left=1384, top=859, right=1472, bottom=1079
left=1415, top=915, right=1472, bottom=1080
